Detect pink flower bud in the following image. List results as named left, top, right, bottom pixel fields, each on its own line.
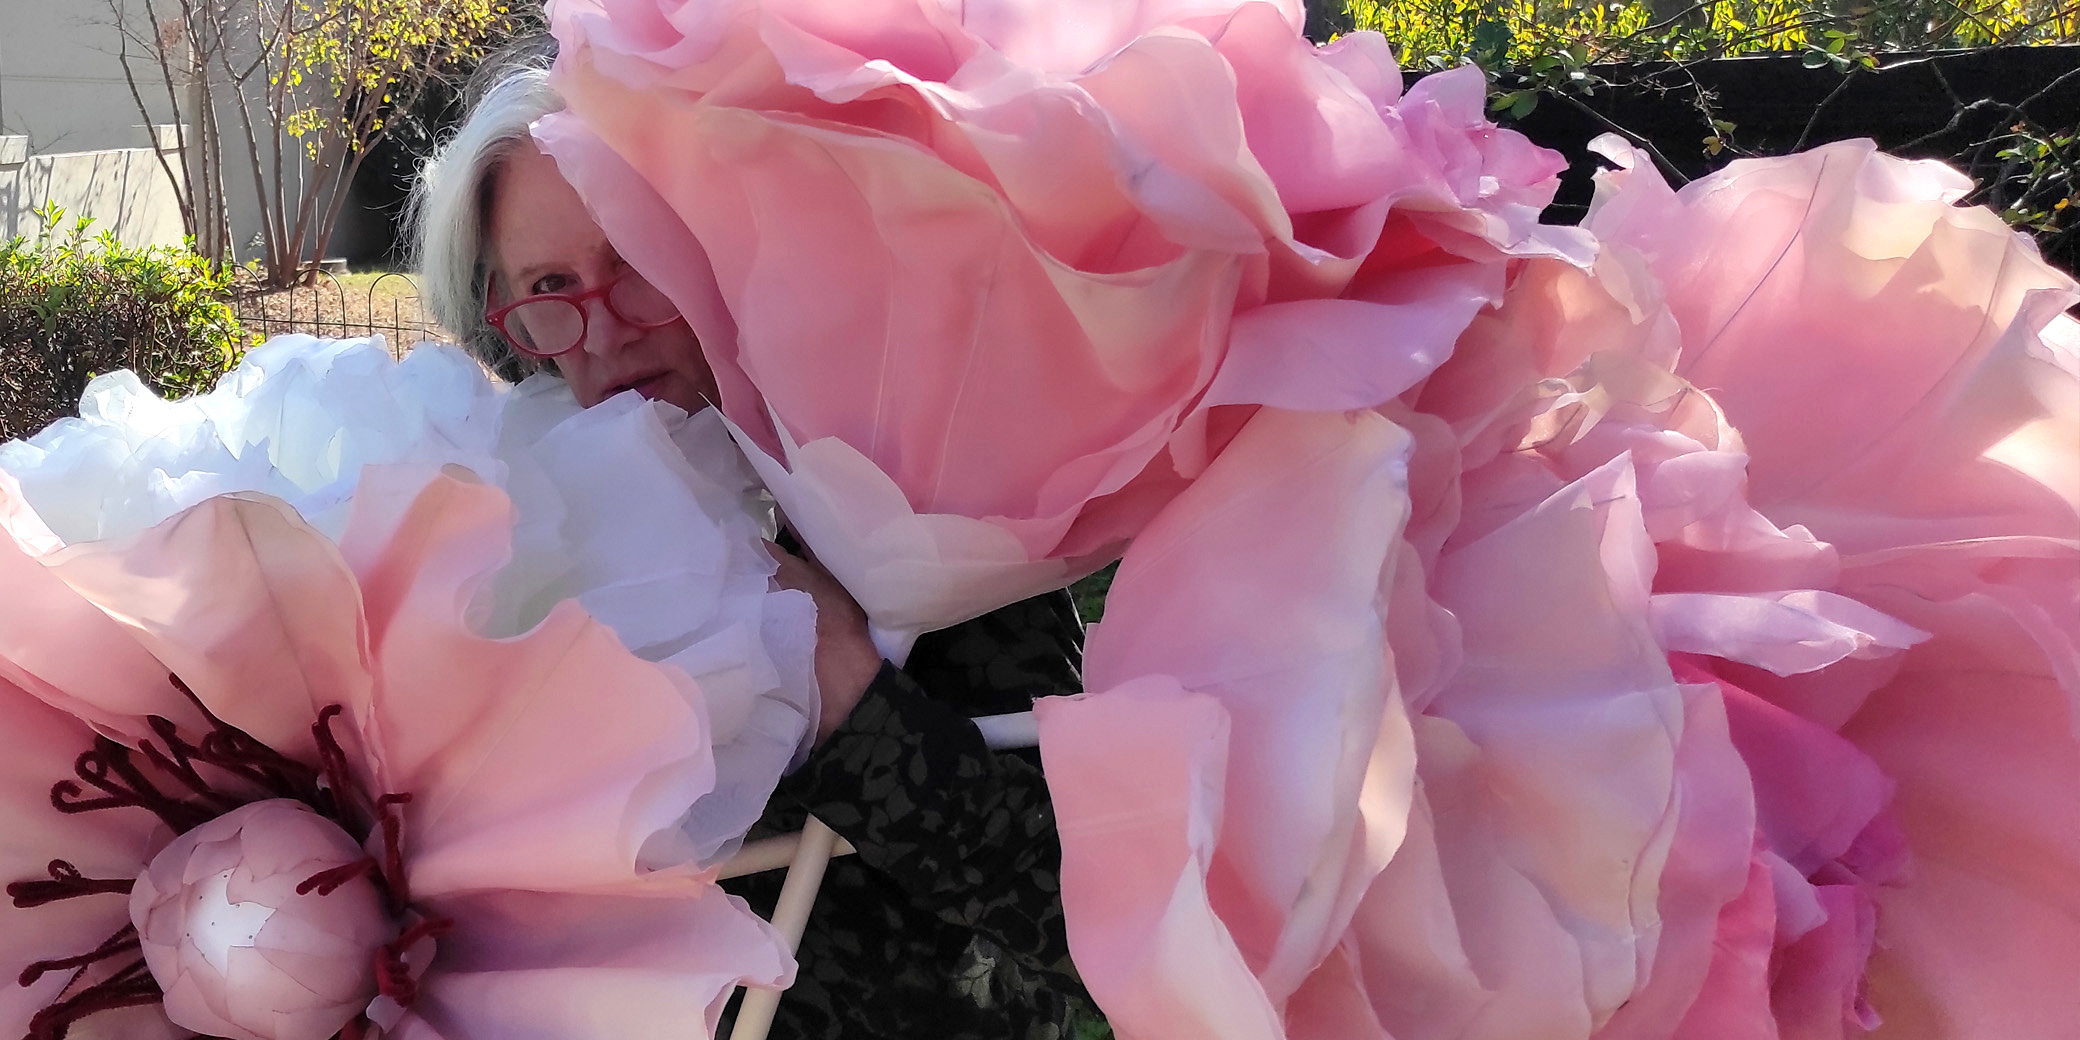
left=130, top=799, right=398, bottom=1040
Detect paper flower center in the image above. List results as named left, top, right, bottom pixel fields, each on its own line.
left=131, top=800, right=397, bottom=1040
left=9, top=679, right=441, bottom=1040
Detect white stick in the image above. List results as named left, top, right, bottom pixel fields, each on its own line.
left=972, top=710, right=1040, bottom=750
left=726, top=816, right=840, bottom=1040
left=720, top=830, right=857, bottom=881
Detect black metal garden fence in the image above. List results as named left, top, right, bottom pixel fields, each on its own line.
left=229, top=270, right=445, bottom=353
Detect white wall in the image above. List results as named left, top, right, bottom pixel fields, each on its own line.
left=0, top=0, right=178, bottom=153
left=1, top=137, right=189, bottom=248
left=0, top=0, right=311, bottom=259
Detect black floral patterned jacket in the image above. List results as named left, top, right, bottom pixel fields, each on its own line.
left=719, top=591, right=1105, bottom=1040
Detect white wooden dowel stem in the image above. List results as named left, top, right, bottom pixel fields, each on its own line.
left=726, top=816, right=840, bottom=1040
left=720, top=830, right=857, bottom=880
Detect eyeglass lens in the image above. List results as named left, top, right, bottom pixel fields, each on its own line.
left=508, top=275, right=680, bottom=356
left=610, top=275, right=679, bottom=325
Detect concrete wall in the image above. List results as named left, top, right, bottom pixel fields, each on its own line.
left=0, top=0, right=325, bottom=260
left=0, top=134, right=190, bottom=248
left=0, top=0, right=178, bottom=153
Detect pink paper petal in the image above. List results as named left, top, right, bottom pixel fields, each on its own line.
left=34, top=494, right=375, bottom=763
left=1080, top=407, right=1416, bottom=1002
left=1035, top=678, right=1280, bottom=1039
left=1835, top=545, right=2080, bottom=1039
left=1670, top=855, right=1780, bottom=1040
left=332, top=470, right=716, bottom=897
left=404, top=885, right=791, bottom=1040
left=1649, top=591, right=1927, bottom=677
left=1359, top=456, right=1691, bottom=1039
left=721, top=416, right=1086, bottom=661
left=0, top=474, right=206, bottom=741
left=1590, top=680, right=1755, bottom=1040
left=1202, top=264, right=1504, bottom=411
left=1588, top=137, right=2080, bottom=553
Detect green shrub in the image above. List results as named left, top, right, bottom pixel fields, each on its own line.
left=1071, top=562, right=1120, bottom=625
left=1338, top=0, right=2077, bottom=263
left=1346, top=0, right=2077, bottom=76
left=0, top=203, right=251, bottom=440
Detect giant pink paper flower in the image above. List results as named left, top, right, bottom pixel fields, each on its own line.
left=540, top=0, right=1589, bottom=656
left=1362, top=247, right=1925, bottom=1040
left=1037, top=405, right=1417, bottom=1036
left=1036, top=137, right=2077, bottom=1039
left=1037, top=394, right=1765, bottom=1040
left=1583, top=135, right=2080, bottom=1039
left=0, top=469, right=791, bottom=1040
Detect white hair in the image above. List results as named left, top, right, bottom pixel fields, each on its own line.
left=409, top=56, right=563, bottom=381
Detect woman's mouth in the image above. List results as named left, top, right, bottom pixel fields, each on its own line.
left=612, top=374, right=671, bottom=400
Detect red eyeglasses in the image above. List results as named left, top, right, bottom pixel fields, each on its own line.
left=484, top=270, right=682, bottom=358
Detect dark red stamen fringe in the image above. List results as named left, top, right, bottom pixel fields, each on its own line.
left=166, top=675, right=325, bottom=807
left=374, top=916, right=453, bottom=1009
left=23, top=954, right=159, bottom=1040
left=297, top=856, right=378, bottom=897
left=312, top=705, right=365, bottom=825
left=137, top=717, right=245, bottom=813
left=17, top=926, right=139, bottom=989
left=377, top=794, right=414, bottom=913
left=51, top=739, right=213, bottom=833
left=6, top=861, right=134, bottom=909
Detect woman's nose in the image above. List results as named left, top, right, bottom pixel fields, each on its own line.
left=579, top=296, right=642, bottom=357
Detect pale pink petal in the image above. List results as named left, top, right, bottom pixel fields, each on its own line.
left=1282, top=945, right=1388, bottom=1040
left=1649, top=591, right=1926, bottom=677
left=1773, top=884, right=1879, bottom=1039
left=721, top=416, right=1086, bottom=661
left=1413, top=257, right=1670, bottom=469
left=1580, top=136, right=2080, bottom=1036
left=1587, top=137, right=2080, bottom=553
left=1202, top=264, right=1504, bottom=411
left=1060, top=28, right=1288, bottom=253
left=964, top=0, right=1303, bottom=74
left=1670, top=856, right=1779, bottom=1039
left=1353, top=716, right=1588, bottom=1038
left=607, top=104, right=1233, bottom=524
left=1081, top=407, right=1415, bottom=1002
left=1040, top=407, right=1413, bottom=1036
left=1360, top=456, right=1688, bottom=1039
left=331, top=470, right=715, bottom=897
left=548, top=1, right=1595, bottom=653
left=0, top=474, right=205, bottom=741
left=1705, top=672, right=1895, bottom=880
left=1207, top=8, right=1405, bottom=217
left=32, top=494, right=375, bottom=762
left=539, top=68, right=1244, bottom=638
left=1833, top=543, right=2080, bottom=1039
left=1034, top=678, right=1280, bottom=1040
left=1386, top=66, right=1593, bottom=263
left=1591, top=680, right=1756, bottom=1040
left=0, top=679, right=167, bottom=1038
left=402, top=885, right=791, bottom=1040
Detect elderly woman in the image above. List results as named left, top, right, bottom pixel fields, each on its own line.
left=410, top=53, right=1099, bottom=1040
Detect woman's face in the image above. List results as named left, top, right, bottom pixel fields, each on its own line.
left=484, top=142, right=718, bottom=414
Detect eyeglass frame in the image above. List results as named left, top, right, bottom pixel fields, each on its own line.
left=483, top=270, right=682, bottom=359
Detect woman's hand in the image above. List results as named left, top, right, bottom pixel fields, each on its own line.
left=766, top=541, right=884, bottom=743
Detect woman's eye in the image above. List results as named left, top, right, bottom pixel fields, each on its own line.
left=531, top=274, right=572, bottom=295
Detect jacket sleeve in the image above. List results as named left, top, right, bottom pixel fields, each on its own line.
left=770, top=591, right=1084, bottom=984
